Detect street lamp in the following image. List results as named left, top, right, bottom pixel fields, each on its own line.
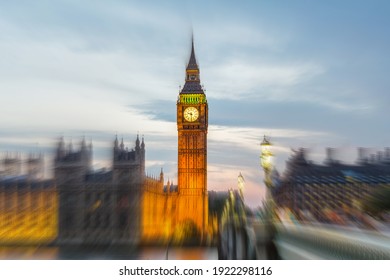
left=260, top=135, right=275, bottom=221
left=260, top=135, right=279, bottom=258
left=260, top=135, right=273, bottom=189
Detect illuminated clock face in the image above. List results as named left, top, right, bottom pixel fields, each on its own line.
left=184, top=107, right=199, bottom=122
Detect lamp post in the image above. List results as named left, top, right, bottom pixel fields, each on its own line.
left=260, top=135, right=275, bottom=221
left=260, top=135, right=280, bottom=260
left=260, top=136, right=273, bottom=186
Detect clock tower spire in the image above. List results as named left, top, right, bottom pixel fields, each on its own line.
left=187, top=36, right=199, bottom=70
left=182, top=37, right=203, bottom=92
left=176, top=37, right=208, bottom=241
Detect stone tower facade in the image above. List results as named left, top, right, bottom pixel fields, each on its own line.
left=176, top=38, right=209, bottom=238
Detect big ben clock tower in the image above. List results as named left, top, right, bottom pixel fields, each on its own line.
left=176, top=38, right=208, bottom=238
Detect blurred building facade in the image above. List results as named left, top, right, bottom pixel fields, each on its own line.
left=273, top=148, right=390, bottom=223
left=55, top=136, right=169, bottom=245
left=0, top=154, right=57, bottom=244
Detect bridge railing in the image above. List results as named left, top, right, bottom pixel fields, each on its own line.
left=274, top=222, right=390, bottom=260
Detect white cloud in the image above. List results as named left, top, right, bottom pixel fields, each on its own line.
left=197, top=22, right=282, bottom=50
left=209, top=124, right=329, bottom=150
left=205, top=58, right=325, bottom=100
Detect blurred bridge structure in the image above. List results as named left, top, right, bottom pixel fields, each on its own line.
left=217, top=173, right=390, bottom=260
left=273, top=221, right=390, bottom=259
left=218, top=208, right=390, bottom=260
left=218, top=141, right=390, bottom=259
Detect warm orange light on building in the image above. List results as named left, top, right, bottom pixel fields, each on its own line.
left=175, top=38, right=209, bottom=241
left=141, top=38, right=209, bottom=244
left=0, top=180, right=57, bottom=245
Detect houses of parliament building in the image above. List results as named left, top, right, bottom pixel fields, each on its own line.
left=0, top=41, right=212, bottom=246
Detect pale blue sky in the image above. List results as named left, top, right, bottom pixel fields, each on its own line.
left=1, top=0, right=389, bottom=207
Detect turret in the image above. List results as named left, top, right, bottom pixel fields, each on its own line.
left=135, top=134, right=140, bottom=152
left=114, top=135, right=119, bottom=149
left=54, top=137, right=92, bottom=184
left=325, top=147, right=339, bottom=165
left=167, top=179, right=170, bottom=193
left=27, top=153, right=44, bottom=180
left=57, top=137, right=66, bottom=159
left=120, top=137, right=124, bottom=150
left=357, top=147, right=368, bottom=164
left=113, top=135, right=119, bottom=160
left=141, top=136, right=145, bottom=150
left=160, top=168, right=164, bottom=184
left=81, top=136, right=86, bottom=149
left=112, top=135, right=146, bottom=185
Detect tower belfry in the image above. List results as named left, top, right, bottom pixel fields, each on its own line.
left=176, top=37, right=208, bottom=239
